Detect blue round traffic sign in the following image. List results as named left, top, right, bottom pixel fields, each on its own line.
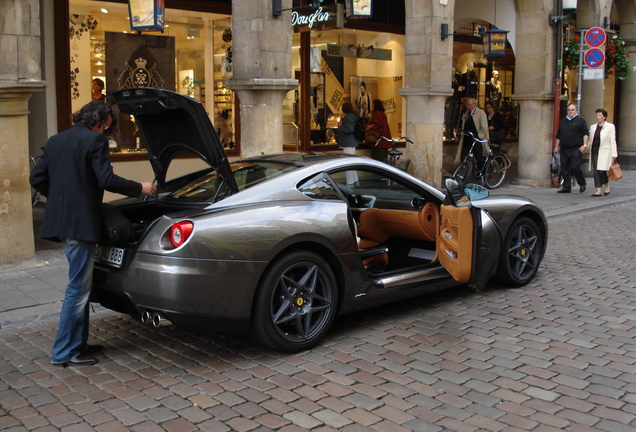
left=585, top=27, right=606, bottom=48
left=584, top=48, right=605, bottom=68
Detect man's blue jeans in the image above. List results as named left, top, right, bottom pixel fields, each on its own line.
left=51, top=238, right=95, bottom=364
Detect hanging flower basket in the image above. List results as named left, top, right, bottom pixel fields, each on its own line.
left=605, top=33, right=632, bottom=80
left=563, top=33, right=581, bottom=69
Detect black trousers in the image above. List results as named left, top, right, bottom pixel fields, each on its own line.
left=560, top=147, right=586, bottom=190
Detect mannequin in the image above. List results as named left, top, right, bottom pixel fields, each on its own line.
left=488, top=70, right=503, bottom=109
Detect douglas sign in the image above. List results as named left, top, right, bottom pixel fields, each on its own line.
left=291, top=7, right=330, bottom=29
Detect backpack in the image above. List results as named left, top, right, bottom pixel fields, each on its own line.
left=353, top=119, right=366, bottom=141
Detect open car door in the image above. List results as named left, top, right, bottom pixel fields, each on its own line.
left=437, top=180, right=502, bottom=292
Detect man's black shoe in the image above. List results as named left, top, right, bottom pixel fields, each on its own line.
left=80, top=344, right=104, bottom=355
left=580, top=184, right=586, bottom=193
left=557, top=189, right=571, bottom=193
left=53, top=357, right=98, bottom=367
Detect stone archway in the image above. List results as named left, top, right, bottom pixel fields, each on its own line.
left=402, top=0, right=558, bottom=188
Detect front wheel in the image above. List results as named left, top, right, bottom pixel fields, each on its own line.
left=251, top=250, right=338, bottom=352
left=453, top=159, right=473, bottom=187
left=496, top=217, right=544, bottom=287
left=482, top=154, right=508, bottom=189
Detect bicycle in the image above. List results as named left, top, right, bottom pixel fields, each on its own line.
left=453, top=130, right=511, bottom=189
left=375, top=136, right=414, bottom=172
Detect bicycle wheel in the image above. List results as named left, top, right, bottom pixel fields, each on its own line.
left=453, top=159, right=473, bottom=187
left=482, top=154, right=508, bottom=189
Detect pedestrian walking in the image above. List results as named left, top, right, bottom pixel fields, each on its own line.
left=30, top=100, right=156, bottom=367
left=555, top=103, right=588, bottom=193
left=588, top=108, right=618, bottom=196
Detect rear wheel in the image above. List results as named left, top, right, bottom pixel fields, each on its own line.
left=496, top=217, right=543, bottom=287
left=482, top=154, right=508, bottom=189
left=453, top=159, right=473, bottom=187
left=251, top=250, right=337, bottom=352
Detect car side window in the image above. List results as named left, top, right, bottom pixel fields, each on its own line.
left=298, top=174, right=342, bottom=200
left=330, top=169, right=425, bottom=211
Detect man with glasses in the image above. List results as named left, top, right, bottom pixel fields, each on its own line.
left=30, top=100, right=156, bottom=367
left=555, top=104, right=588, bottom=193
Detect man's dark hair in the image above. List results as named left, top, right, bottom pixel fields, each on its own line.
left=360, top=81, right=366, bottom=89
left=72, top=100, right=112, bottom=129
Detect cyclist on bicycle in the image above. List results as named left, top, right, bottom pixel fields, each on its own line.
left=455, top=97, right=489, bottom=170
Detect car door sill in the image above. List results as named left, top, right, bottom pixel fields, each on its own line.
left=371, top=265, right=450, bottom=289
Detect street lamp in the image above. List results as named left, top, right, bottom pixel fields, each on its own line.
left=482, top=29, right=510, bottom=56
left=441, top=24, right=510, bottom=57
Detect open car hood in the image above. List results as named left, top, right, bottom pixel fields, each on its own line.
left=108, top=88, right=237, bottom=193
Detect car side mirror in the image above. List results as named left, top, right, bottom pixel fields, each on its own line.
left=463, top=184, right=489, bottom=201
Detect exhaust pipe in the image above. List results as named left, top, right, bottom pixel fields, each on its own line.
left=141, top=310, right=153, bottom=325
left=151, top=312, right=173, bottom=328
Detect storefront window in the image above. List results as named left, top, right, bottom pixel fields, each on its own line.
left=444, top=21, right=518, bottom=141
left=68, top=1, right=234, bottom=156
left=286, top=28, right=406, bottom=150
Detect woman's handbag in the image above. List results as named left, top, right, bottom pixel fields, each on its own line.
left=365, top=126, right=380, bottom=145
left=608, top=161, right=623, bottom=181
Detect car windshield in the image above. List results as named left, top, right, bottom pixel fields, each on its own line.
left=167, top=161, right=298, bottom=202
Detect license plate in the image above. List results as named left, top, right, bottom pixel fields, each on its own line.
left=95, top=245, right=125, bottom=268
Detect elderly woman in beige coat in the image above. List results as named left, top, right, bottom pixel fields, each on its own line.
left=588, top=108, right=618, bottom=196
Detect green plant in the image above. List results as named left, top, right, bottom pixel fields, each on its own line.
left=563, top=33, right=581, bottom=69
left=605, top=33, right=632, bottom=80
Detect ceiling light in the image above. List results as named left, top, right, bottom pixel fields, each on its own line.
left=97, top=69, right=103, bottom=74
left=100, top=8, right=109, bottom=13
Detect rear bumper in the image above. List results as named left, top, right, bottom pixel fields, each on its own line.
left=92, top=251, right=268, bottom=333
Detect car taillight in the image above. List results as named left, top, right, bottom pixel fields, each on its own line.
left=165, top=221, right=194, bottom=249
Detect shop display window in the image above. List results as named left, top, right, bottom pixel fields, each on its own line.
left=68, top=1, right=234, bottom=157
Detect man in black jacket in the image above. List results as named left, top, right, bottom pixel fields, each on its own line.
left=555, top=104, right=588, bottom=193
left=30, top=101, right=155, bottom=367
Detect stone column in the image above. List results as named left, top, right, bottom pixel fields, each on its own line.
left=0, top=0, right=45, bottom=265
left=399, top=0, right=453, bottom=188
left=512, top=3, right=555, bottom=188
left=0, top=84, right=44, bottom=264
left=617, top=37, right=636, bottom=169
left=226, top=0, right=297, bottom=158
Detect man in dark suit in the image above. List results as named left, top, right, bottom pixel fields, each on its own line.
left=30, top=101, right=155, bottom=367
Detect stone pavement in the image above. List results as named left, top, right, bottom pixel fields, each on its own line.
left=1, top=171, right=635, bottom=431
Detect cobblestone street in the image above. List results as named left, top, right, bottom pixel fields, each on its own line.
left=1, top=201, right=636, bottom=431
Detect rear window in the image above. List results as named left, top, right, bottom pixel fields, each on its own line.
left=168, top=162, right=298, bottom=202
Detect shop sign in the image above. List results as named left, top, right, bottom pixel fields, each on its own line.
left=292, top=4, right=343, bottom=32
left=326, top=44, right=392, bottom=61
left=128, top=0, right=165, bottom=32
left=347, top=0, right=372, bottom=18
left=321, top=59, right=345, bottom=114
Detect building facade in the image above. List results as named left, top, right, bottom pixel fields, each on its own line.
left=1, top=0, right=635, bottom=264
